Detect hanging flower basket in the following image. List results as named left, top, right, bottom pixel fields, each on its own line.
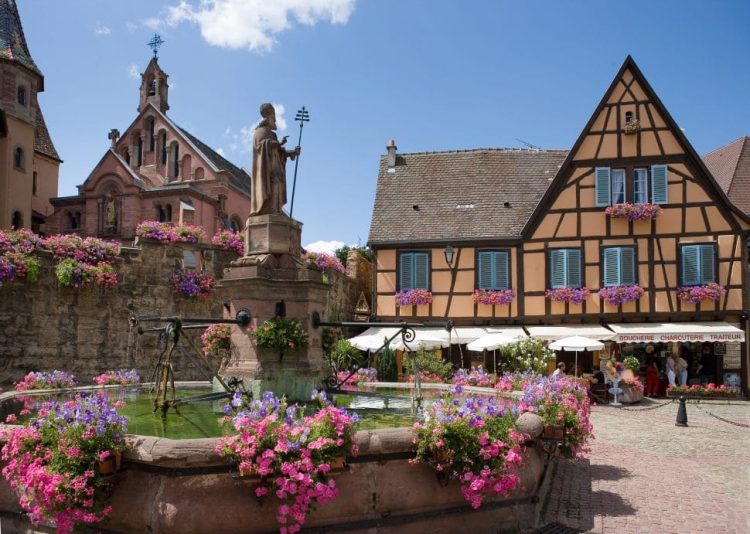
left=545, top=287, right=591, bottom=305
left=675, top=283, right=726, bottom=304
left=605, top=203, right=662, bottom=221
left=472, top=289, right=515, bottom=306
left=394, top=289, right=433, bottom=307
left=624, top=119, right=641, bottom=135
left=250, top=318, right=309, bottom=357
left=598, top=285, right=645, bottom=306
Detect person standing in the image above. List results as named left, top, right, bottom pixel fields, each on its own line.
left=665, top=353, right=676, bottom=387
left=645, top=356, right=660, bottom=397
left=676, top=353, right=689, bottom=385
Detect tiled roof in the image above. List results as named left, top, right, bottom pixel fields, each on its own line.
left=34, top=105, right=60, bottom=161
left=703, top=136, right=750, bottom=215
left=368, top=148, right=568, bottom=244
left=178, top=127, right=251, bottom=195
left=0, top=0, right=41, bottom=77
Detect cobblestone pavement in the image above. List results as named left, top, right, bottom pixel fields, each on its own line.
left=540, top=399, right=750, bottom=533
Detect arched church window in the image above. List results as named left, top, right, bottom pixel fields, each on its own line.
left=161, top=133, right=168, bottom=165
left=149, top=120, right=155, bottom=152
left=137, top=137, right=143, bottom=166
left=230, top=217, right=242, bottom=232
left=172, top=143, right=180, bottom=178
left=194, top=167, right=204, bottom=180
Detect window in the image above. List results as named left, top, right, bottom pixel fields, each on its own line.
left=32, top=172, right=38, bottom=196
left=182, top=251, right=198, bottom=270
left=17, top=86, right=26, bottom=106
left=611, top=169, right=626, bottom=204
left=160, top=133, right=168, bottom=165
left=399, top=252, right=429, bottom=290
left=634, top=168, right=648, bottom=204
left=602, top=247, right=636, bottom=287
left=477, top=251, right=510, bottom=290
left=13, top=147, right=24, bottom=170
left=148, top=78, right=157, bottom=96
left=149, top=120, right=155, bottom=152
left=680, top=244, right=715, bottom=286
left=549, top=249, right=582, bottom=288
left=625, top=111, right=634, bottom=124
left=137, top=137, right=143, bottom=166
left=11, top=211, right=22, bottom=229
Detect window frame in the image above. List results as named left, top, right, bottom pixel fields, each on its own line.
left=475, top=249, right=512, bottom=290
left=678, top=243, right=718, bottom=286
left=600, top=245, right=638, bottom=287
left=16, top=85, right=26, bottom=107
left=548, top=248, right=583, bottom=289
left=13, top=146, right=24, bottom=171
left=633, top=168, right=649, bottom=204
left=397, top=250, right=431, bottom=291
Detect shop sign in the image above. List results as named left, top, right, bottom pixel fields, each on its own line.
left=616, top=332, right=745, bottom=343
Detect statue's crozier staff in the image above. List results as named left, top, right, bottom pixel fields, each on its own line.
left=249, top=103, right=301, bottom=216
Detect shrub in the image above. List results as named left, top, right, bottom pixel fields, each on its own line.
left=376, top=344, right=398, bottom=382
left=404, top=349, right=452, bottom=381
left=623, top=356, right=640, bottom=372
left=498, top=338, right=554, bottom=375
left=201, top=324, right=232, bottom=357
left=325, top=339, right=362, bottom=372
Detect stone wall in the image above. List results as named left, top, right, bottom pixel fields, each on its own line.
left=0, top=240, right=359, bottom=384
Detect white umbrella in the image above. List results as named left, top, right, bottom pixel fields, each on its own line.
left=467, top=333, right=521, bottom=352
left=548, top=335, right=604, bottom=378
left=391, top=333, right=449, bottom=352
left=348, top=334, right=393, bottom=352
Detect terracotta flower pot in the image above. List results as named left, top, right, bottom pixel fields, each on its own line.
left=98, top=451, right=122, bottom=476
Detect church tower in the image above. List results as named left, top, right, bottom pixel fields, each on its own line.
left=138, top=57, right=169, bottom=113
left=0, top=0, right=60, bottom=231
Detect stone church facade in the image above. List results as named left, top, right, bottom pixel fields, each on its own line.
left=0, top=0, right=61, bottom=233
left=47, top=56, right=251, bottom=241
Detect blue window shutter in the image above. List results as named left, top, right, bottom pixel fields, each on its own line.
left=603, top=248, right=621, bottom=287
left=495, top=251, right=509, bottom=289
left=478, top=252, right=492, bottom=289
left=651, top=164, right=668, bottom=204
left=621, top=248, right=636, bottom=285
left=550, top=250, right=566, bottom=288
left=681, top=246, right=700, bottom=286
left=595, top=167, right=611, bottom=207
left=399, top=253, right=414, bottom=290
left=414, top=252, right=429, bottom=290
left=567, top=249, right=582, bottom=288
left=699, top=245, right=715, bottom=284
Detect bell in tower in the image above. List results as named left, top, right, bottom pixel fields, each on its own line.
left=138, top=34, right=169, bottom=114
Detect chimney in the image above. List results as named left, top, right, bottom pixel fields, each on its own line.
left=386, top=139, right=397, bottom=174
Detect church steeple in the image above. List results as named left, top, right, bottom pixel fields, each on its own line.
left=0, top=0, right=43, bottom=88
left=138, top=57, right=169, bottom=113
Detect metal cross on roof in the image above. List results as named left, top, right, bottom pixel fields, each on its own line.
left=148, top=34, right=165, bottom=59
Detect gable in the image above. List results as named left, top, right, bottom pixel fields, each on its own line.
left=524, top=56, right=750, bottom=240
left=81, top=149, right=144, bottom=193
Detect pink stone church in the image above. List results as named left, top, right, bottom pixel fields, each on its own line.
left=46, top=55, right=251, bottom=241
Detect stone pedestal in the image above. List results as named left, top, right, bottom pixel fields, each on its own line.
left=220, top=214, right=328, bottom=401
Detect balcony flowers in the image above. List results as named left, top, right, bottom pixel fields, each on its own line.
left=250, top=318, right=309, bottom=358
left=211, top=230, right=244, bottom=255
left=472, top=289, right=515, bottom=306
left=676, top=282, right=726, bottom=304
left=169, top=269, right=216, bottom=297
left=598, top=284, right=645, bottom=306
left=135, top=221, right=206, bottom=243
left=411, top=386, right=526, bottom=509
left=15, top=370, right=77, bottom=391
left=216, top=390, right=358, bottom=533
left=519, top=376, right=593, bottom=460
left=624, top=118, right=641, bottom=135
left=303, top=251, right=346, bottom=274
left=1, top=392, right=128, bottom=534
left=201, top=324, right=232, bottom=358
left=394, top=289, right=433, bottom=307
left=545, top=287, right=591, bottom=305
left=604, top=203, right=662, bottom=221
left=667, top=383, right=740, bottom=398
left=452, top=366, right=496, bottom=388
left=94, top=369, right=141, bottom=386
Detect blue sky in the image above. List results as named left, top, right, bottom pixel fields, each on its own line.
left=20, top=0, right=750, bottom=251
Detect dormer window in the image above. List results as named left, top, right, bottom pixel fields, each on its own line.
left=17, top=86, right=26, bottom=107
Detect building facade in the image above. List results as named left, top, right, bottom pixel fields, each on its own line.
left=368, top=57, right=750, bottom=389
left=703, top=136, right=750, bottom=217
left=0, top=0, right=61, bottom=233
left=46, top=56, right=251, bottom=241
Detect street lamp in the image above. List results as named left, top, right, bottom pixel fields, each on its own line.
left=443, top=244, right=455, bottom=267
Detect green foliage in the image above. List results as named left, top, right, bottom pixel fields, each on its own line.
left=325, top=339, right=362, bottom=371
left=333, top=245, right=373, bottom=266
left=54, top=258, right=91, bottom=288
left=250, top=318, right=309, bottom=357
left=404, top=349, right=452, bottom=380
left=499, top=338, right=554, bottom=374
left=376, top=343, right=398, bottom=382
left=623, top=356, right=640, bottom=372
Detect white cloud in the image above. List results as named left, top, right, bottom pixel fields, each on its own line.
left=127, top=64, right=140, bottom=79
left=126, top=21, right=138, bottom=33
left=142, top=17, right=164, bottom=31
left=161, top=0, right=356, bottom=52
left=94, top=23, right=111, bottom=36
left=304, top=240, right=347, bottom=255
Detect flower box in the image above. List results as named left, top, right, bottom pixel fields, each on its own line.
left=624, top=119, right=641, bottom=135
left=604, top=203, right=662, bottom=221
left=667, top=384, right=740, bottom=398
left=542, top=424, right=564, bottom=441
left=598, top=285, right=645, bottom=306
left=676, top=283, right=726, bottom=304
left=545, top=287, right=591, bottom=305
left=472, top=289, right=515, bottom=306
left=98, top=451, right=123, bottom=476
left=394, top=289, right=433, bottom=307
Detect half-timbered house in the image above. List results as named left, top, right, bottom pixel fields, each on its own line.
left=367, top=57, right=750, bottom=390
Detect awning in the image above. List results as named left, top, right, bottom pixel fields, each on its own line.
left=525, top=325, right=616, bottom=341
left=348, top=326, right=526, bottom=349
left=180, top=200, right=195, bottom=211
left=607, top=322, right=745, bottom=343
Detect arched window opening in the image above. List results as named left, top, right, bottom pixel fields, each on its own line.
left=148, top=119, right=156, bottom=152
left=181, top=154, right=192, bottom=180
left=137, top=137, right=143, bottom=166
left=13, top=147, right=24, bottom=169
left=160, top=133, right=168, bottom=165
left=165, top=204, right=172, bottom=222
left=17, top=86, right=26, bottom=106
left=148, top=78, right=156, bottom=96
left=124, top=150, right=130, bottom=166
left=625, top=111, right=634, bottom=125
left=11, top=211, right=22, bottom=229
left=157, top=204, right=166, bottom=222
left=172, top=143, right=180, bottom=178
left=230, top=217, right=242, bottom=232
left=194, top=167, right=205, bottom=180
